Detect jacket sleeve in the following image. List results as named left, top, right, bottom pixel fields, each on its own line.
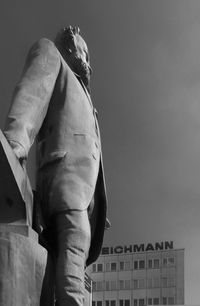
left=4, top=38, right=61, bottom=159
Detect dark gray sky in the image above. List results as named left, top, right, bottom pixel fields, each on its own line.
left=0, top=0, right=200, bottom=303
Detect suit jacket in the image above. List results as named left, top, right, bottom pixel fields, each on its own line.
left=4, top=38, right=107, bottom=264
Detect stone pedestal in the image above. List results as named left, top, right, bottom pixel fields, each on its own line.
left=0, top=131, right=90, bottom=305
left=0, top=226, right=54, bottom=306
left=0, top=130, right=33, bottom=226
left=0, top=131, right=54, bottom=305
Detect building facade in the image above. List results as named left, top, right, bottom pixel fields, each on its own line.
left=87, top=241, right=184, bottom=306
left=84, top=273, right=92, bottom=306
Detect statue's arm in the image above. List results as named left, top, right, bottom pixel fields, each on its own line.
left=4, top=38, right=61, bottom=160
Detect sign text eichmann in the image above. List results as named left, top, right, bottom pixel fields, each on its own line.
left=101, top=241, right=174, bottom=255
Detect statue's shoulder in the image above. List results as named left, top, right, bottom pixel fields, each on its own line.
left=37, top=38, right=56, bottom=48
left=29, top=38, right=60, bottom=57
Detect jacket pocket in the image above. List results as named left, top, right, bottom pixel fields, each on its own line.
left=39, top=150, right=67, bottom=169
left=73, top=133, right=100, bottom=161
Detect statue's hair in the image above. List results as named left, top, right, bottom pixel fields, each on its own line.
left=55, top=26, right=92, bottom=93
left=55, top=26, right=81, bottom=51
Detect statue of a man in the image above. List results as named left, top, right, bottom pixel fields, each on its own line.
left=4, top=26, right=108, bottom=306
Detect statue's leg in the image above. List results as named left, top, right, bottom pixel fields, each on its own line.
left=55, top=210, right=91, bottom=306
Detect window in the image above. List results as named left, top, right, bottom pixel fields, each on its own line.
left=147, top=278, right=153, bottom=288
left=111, top=262, right=117, bottom=271
left=139, top=279, right=145, bottom=289
left=133, top=279, right=145, bottom=289
left=97, top=263, right=103, bottom=272
left=163, top=258, right=167, bottom=267
left=92, top=264, right=96, bottom=272
left=105, top=262, right=110, bottom=271
left=147, top=298, right=152, bottom=305
left=162, top=277, right=167, bottom=287
left=134, top=261, right=138, bottom=270
left=168, top=297, right=175, bottom=305
left=110, top=280, right=117, bottom=290
left=105, top=262, right=118, bottom=271
left=97, top=281, right=103, bottom=291
left=125, top=300, right=130, bottom=306
left=125, top=280, right=130, bottom=289
left=105, top=281, right=109, bottom=290
left=93, top=302, right=103, bottom=306
left=162, top=277, right=175, bottom=287
left=134, top=260, right=145, bottom=270
left=139, top=260, right=145, bottom=269
left=133, top=300, right=137, bottom=306
left=105, top=300, right=116, bottom=306
left=93, top=281, right=96, bottom=291
left=163, top=297, right=167, bottom=305
left=125, top=261, right=131, bottom=270
left=120, top=261, right=124, bottom=270
left=153, top=277, right=160, bottom=288
left=153, top=298, right=159, bottom=305
left=153, top=259, right=159, bottom=268
left=119, top=279, right=130, bottom=290
left=168, top=277, right=175, bottom=287
left=163, top=257, right=175, bottom=267
left=148, top=298, right=152, bottom=305
left=119, top=300, right=130, bottom=306
left=139, top=299, right=145, bottom=306
left=168, top=257, right=175, bottom=266
left=119, top=261, right=130, bottom=270
left=119, top=280, right=124, bottom=290
left=148, top=258, right=160, bottom=268
left=133, top=279, right=139, bottom=289
left=148, top=259, right=153, bottom=268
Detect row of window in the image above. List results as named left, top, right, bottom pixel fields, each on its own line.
left=92, top=277, right=175, bottom=291
left=92, top=257, right=175, bottom=272
left=92, top=301, right=131, bottom=306
left=135, top=297, right=175, bottom=305
left=92, top=296, right=175, bottom=306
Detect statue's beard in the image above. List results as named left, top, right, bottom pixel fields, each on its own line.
left=73, top=55, right=91, bottom=93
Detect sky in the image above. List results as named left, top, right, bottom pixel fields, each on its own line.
left=0, top=0, right=200, bottom=304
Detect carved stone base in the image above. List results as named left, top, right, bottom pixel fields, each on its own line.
left=0, top=226, right=54, bottom=306
left=0, top=130, right=33, bottom=226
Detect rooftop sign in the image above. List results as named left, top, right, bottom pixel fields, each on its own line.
left=101, top=241, right=174, bottom=255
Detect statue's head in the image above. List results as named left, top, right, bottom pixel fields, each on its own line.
left=55, top=26, right=92, bottom=92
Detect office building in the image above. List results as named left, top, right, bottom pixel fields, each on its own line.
left=84, top=273, right=92, bottom=306
left=87, top=241, right=184, bottom=306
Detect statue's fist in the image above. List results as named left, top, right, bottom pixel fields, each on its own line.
left=7, top=139, right=27, bottom=168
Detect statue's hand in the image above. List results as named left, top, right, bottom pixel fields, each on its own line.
left=7, top=140, right=27, bottom=168
left=105, top=218, right=111, bottom=230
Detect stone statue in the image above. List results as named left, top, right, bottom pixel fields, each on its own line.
left=4, top=26, right=108, bottom=306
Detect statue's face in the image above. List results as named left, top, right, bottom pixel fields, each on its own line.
left=56, top=27, right=92, bottom=92
left=73, top=34, right=90, bottom=68
left=68, top=33, right=92, bottom=91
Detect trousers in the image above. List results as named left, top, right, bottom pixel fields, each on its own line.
left=55, top=210, right=91, bottom=306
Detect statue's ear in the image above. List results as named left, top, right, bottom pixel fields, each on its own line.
left=67, top=35, right=76, bottom=54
